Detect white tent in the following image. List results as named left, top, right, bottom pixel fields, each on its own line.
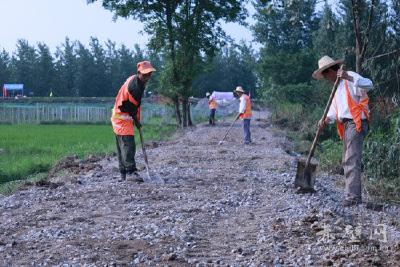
left=210, top=91, right=235, bottom=101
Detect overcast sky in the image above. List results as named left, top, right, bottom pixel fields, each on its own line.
left=0, top=0, right=256, bottom=54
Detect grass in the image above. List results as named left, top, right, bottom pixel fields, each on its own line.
left=0, top=122, right=177, bottom=193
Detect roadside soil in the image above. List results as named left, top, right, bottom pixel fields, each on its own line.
left=1, top=110, right=399, bottom=266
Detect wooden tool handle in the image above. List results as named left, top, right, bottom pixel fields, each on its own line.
left=220, top=113, right=240, bottom=143
left=305, top=64, right=345, bottom=167
left=138, top=127, right=149, bottom=167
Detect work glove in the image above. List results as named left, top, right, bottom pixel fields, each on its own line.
left=118, top=100, right=138, bottom=117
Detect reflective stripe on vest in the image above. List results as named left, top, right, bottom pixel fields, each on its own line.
left=240, top=94, right=252, bottom=119
left=209, top=99, right=217, bottom=109
left=335, top=80, right=369, bottom=140
left=111, top=75, right=140, bottom=135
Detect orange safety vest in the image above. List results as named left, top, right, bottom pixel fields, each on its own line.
left=335, top=80, right=369, bottom=140
left=208, top=98, right=217, bottom=109
left=240, top=94, right=252, bottom=119
left=111, top=75, right=141, bottom=135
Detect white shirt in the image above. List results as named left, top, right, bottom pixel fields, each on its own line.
left=327, top=71, right=373, bottom=123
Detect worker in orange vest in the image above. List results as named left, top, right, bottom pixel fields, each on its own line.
left=206, top=92, right=217, bottom=125
left=234, top=86, right=252, bottom=145
left=315, top=56, right=373, bottom=207
left=111, top=61, right=156, bottom=182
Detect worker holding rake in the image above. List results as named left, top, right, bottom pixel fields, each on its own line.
left=314, top=56, right=373, bottom=207
left=235, top=86, right=252, bottom=145
left=111, top=61, right=156, bottom=182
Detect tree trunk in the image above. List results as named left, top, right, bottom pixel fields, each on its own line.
left=182, top=98, right=188, bottom=127
left=173, top=97, right=182, bottom=126
left=188, top=99, right=193, bottom=126
left=351, top=0, right=363, bottom=73
left=351, top=0, right=376, bottom=74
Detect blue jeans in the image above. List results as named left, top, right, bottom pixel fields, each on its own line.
left=243, top=119, right=251, bottom=144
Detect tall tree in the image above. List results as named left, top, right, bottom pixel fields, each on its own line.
left=54, top=38, right=77, bottom=96
left=88, top=0, right=247, bottom=127
left=36, top=43, right=56, bottom=96
left=337, top=0, right=383, bottom=74
left=89, top=37, right=110, bottom=96
left=105, top=40, right=121, bottom=96
left=11, top=39, right=38, bottom=95
left=75, top=42, right=96, bottom=97
left=313, top=2, right=340, bottom=58
left=0, top=50, right=11, bottom=90
left=253, top=0, right=318, bottom=88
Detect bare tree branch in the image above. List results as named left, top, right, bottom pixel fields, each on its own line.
left=365, top=48, right=400, bottom=61
left=361, top=0, right=376, bottom=58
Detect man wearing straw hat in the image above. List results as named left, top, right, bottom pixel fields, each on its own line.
left=235, top=86, right=252, bottom=145
left=314, top=56, right=373, bottom=207
left=111, top=61, right=156, bottom=182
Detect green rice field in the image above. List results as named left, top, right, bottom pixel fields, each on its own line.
left=0, top=123, right=176, bottom=185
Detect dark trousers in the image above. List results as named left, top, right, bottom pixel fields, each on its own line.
left=243, top=119, right=251, bottom=143
left=209, top=109, right=216, bottom=125
left=115, top=135, right=137, bottom=174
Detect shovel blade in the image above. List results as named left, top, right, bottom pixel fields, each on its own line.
left=295, top=159, right=318, bottom=192
left=147, top=169, right=165, bottom=185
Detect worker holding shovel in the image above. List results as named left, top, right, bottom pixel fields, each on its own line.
left=111, top=61, right=156, bottom=182
left=314, top=56, right=373, bottom=207
left=235, top=86, right=252, bottom=145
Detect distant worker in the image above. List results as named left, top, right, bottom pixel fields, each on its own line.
left=111, top=61, right=156, bottom=182
left=234, top=86, right=252, bottom=145
left=206, top=92, right=217, bottom=126
left=315, top=56, right=373, bottom=207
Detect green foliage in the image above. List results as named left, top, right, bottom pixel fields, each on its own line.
left=312, top=2, right=341, bottom=58
left=265, top=83, right=317, bottom=106
left=258, top=51, right=317, bottom=86
left=363, top=115, right=400, bottom=182
left=0, top=50, right=11, bottom=91
left=317, top=139, right=342, bottom=171
left=362, top=117, right=400, bottom=201
left=36, top=43, right=56, bottom=96
left=11, top=40, right=38, bottom=92
left=0, top=37, right=149, bottom=98
left=89, top=0, right=248, bottom=126
left=192, top=43, right=258, bottom=97
left=253, top=0, right=318, bottom=54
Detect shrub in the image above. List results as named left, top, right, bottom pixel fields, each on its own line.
left=362, top=114, right=400, bottom=201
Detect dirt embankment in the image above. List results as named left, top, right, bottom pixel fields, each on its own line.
left=1, top=111, right=399, bottom=266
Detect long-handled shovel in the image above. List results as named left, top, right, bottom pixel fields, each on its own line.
left=218, top=113, right=240, bottom=145
left=294, top=65, right=344, bottom=192
left=135, top=119, right=165, bottom=184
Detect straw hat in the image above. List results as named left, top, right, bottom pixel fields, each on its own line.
left=235, top=86, right=245, bottom=93
left=312, top=56, right=344, bottom=80
left=137, top=61, right=156, bottom=74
